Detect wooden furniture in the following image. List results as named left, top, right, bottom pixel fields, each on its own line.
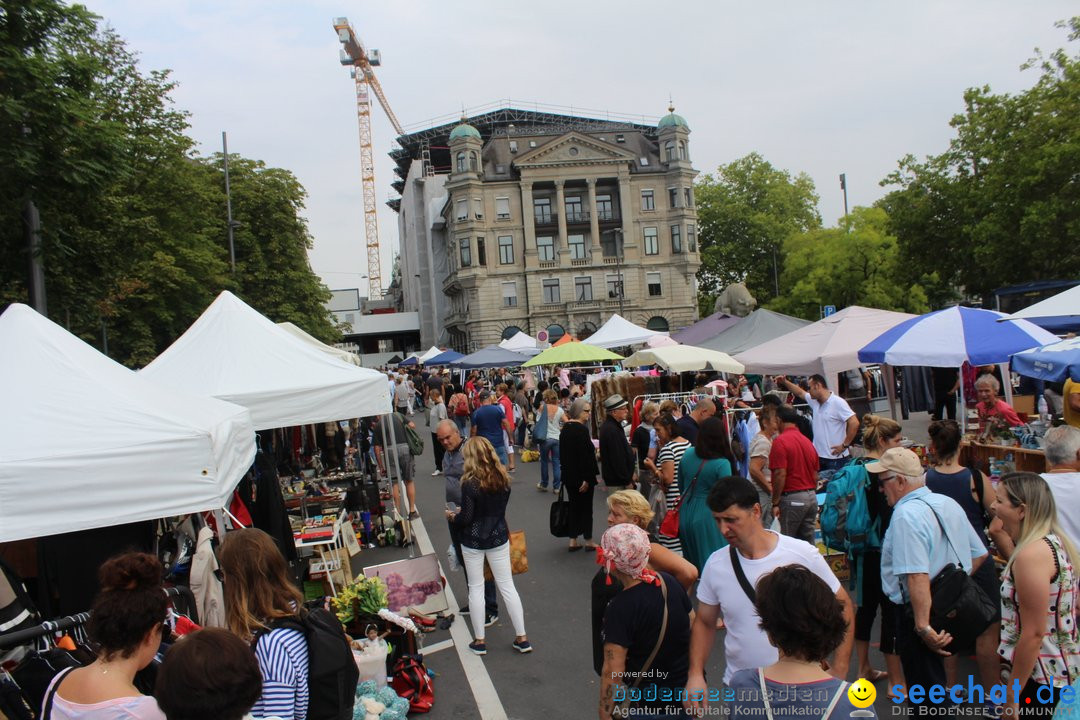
left=959, top=440, right=1046, bottom=475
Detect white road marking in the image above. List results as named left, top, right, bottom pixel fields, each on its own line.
left=409, top=515, right=509, bottom=720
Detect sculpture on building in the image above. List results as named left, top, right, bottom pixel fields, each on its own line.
left=713, top=282, right=757, bottom=317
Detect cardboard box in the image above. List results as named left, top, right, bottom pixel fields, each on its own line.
left=1012, top=395, right=1034, bottom=416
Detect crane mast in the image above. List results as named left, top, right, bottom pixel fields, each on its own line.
left=333, top=17, right=403, bottom=300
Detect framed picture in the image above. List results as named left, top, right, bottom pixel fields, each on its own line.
left=343, top=521, right=361, bottom=557
left=362, top=553, right=448, bottom=614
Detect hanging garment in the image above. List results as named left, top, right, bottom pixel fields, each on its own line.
left=189, top=526, right=226, bottom=628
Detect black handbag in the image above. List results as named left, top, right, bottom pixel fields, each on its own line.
left=917, top=500, right=998, bottom=653
left=549, top=483, right=571, bottom=538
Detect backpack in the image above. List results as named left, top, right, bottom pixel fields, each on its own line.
left=820, top=458, right=881, bottom=556
left=390, top=654, right=434, bottom=713
left=453, top=394, right=469, bottom=417
left=257, top=609, right=359, bottom=720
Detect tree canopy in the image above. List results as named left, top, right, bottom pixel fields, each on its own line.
left=0, top=0, right=336, bottom=366
left=768, top=207, right=929, bottom=320
left=694, top=152, right=821, bottom=314
left=880, top=17, right=1080, bottom=302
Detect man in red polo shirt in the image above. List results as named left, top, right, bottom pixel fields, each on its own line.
left=769, top=404, right=820, bottom=544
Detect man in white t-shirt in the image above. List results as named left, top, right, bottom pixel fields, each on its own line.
left=684, top=476, right=853, bottom=715
left=777, top=374, right=859, bottom=473
left=1042, top=425, right=1080, bottom=543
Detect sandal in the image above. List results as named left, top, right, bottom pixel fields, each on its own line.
left=568, top=544, right=583, bottom=552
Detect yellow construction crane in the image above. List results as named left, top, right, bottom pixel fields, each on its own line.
left=333, top=17, right=404, bottom=301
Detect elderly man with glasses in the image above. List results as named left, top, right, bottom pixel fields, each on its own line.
left=873, top=447, right=987, bottom=712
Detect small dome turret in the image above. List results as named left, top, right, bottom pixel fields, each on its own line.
left=449, top=119, right=481, bottom=142
left=658, top=104, right=689, bottom=131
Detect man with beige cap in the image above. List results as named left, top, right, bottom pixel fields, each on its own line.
left=872, top=447, right=987, bottom=710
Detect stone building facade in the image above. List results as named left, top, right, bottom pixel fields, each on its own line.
left=392, top=107, right=701, bottom=352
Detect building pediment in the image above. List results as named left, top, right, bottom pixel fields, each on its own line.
left=513, top=132, right=636, bottom=169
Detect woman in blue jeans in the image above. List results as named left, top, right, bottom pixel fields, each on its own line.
left=535, top=389, right=565, bottom=492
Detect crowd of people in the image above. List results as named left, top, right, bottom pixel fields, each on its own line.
left=28, top=360, right=1080, bottom=720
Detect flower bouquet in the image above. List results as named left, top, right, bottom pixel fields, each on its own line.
left=332, top=575, right=389, bottom=634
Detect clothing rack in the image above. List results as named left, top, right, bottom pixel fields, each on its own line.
left=0, top=586, right=198, bottom=650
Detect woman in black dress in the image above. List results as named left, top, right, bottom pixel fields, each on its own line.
left=561, top=397, right=599, bottom=551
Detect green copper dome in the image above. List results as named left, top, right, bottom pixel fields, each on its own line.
left=449, top=122, right=481, bottom=142
left=658, top=104, right=689, bottom=130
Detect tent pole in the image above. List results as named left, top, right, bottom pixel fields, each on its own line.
left=958, top=366, right=966, bottom=435
left=999, top=362, right=1014, bottom=408
left=884, top=365, right=898, bottom=421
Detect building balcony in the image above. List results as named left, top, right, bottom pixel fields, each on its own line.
left=565, top=210, right=590, bottom=224
left=534, top=213, right=557, bottom=227
left=538, top=259, right=558, bottom=270
left=570, top=257, right=591, bottom=267
left=596, top=210, right=620, bottom=222
left=602, top=256, right=621, bottom=265
left=568, top=299, right=599, bottom=310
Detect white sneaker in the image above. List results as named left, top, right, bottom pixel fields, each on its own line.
left=431, top=470, right=441, bottom=476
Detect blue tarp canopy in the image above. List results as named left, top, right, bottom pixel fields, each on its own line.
left=858, top=306, right=1058, bottom=367
left=448, top=345, right=529, bottom=369
left=1012, top=337, right=1080, bottom=382
left=425, top=350, right=464, bottom=365
left=398, top=356, right=419, bottom=366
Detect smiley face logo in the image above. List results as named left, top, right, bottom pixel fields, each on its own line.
left=848, top=678, right=876, bottom=708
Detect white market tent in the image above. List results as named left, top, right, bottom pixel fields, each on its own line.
left=734, top=305, right=916, bottom=387
left=277, top=321, right=362, bottom=366
left=418, top=346, right=444, bottom=362
left=623, top=345, right=745, bottom=373
left=141, top=291, right=391, bottom=429
left=1001, top=283, right=1080, bottom=325
left=0, top=304, right=256, bottom=542
left=499, top=331, right=544, bottom=357
left=585, top=314, right=663, bottom=349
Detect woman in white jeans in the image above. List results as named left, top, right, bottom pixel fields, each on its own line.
left=446, top=436, right=532, bottom=656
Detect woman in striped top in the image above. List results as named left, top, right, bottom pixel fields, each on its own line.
left=992, top=472, right=1079, bottom=718
left=647, top=413, right=691, bottom=556
left=219, top=529, right=309, bottom=720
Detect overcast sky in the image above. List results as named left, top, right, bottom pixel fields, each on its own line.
left=81, top=1, right=1076, bottom=298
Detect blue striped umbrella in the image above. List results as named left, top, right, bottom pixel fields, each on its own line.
left=858, top=306, right=1058, bottom=367
left=1012, top=336, right=1080, bottom=382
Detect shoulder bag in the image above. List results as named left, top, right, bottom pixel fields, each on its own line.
left=611, top=575, right=669, bottom=718
left=756, top=668, right=848, bottom=720
left=658, top=459, right=705, bottom=539
left=913, top=499, right=998, bottom=652
left=550, top=484, right=572, bottom=538
left=396, top=413, right=425, bottom=456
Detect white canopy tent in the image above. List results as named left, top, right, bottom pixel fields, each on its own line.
left=0, top=304, right=256, bottom=542
left=141, top=291, right=391, bottom=429
left=498, top=331, right=544, bottom=357
left=1001, top=283, right=1080, bottom=324
left=277, top=321, right=362, bottom=366
left=585, top=314, right=663, bottom=349
left=418, top=346, right=444, bottom=362
left=734, top=306, right=916, bottom=388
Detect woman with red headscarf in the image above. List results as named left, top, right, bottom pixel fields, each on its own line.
left=597, top=524, right=692, bottom=719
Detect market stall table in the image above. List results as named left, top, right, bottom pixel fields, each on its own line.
left=959, top=440, right=1047, bottom=475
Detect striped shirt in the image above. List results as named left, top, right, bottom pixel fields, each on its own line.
left=252, top=627, right=309, bottom=720
left=656, top=439, right=691, bottom=555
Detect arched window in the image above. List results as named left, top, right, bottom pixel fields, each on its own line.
left=546, top=324, right=566, bottom=343
left=469, top=151, right=478, bottom=171
left=665, top=141, right=675, bottom=162
left=578, top=321, right=597, bottom=341
left=456, top=152, right=465, bottom=172
left=501, top=325, right=523, bottom=341
left=678, top=141, right=687, bottom=160
left=646, top=316, right=669, bottom=332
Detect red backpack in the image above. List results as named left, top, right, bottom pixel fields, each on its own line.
left=390, top=655, right=434, bottom=713
left=453, top=394, right=469, bottom=417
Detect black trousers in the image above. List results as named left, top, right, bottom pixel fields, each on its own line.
left=431, top=432, right=445, bottom=471
left=896, top=604, right=951, bottom=714
left=566, top=480, right=595, bottom=540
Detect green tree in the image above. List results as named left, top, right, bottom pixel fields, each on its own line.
left=0, top=0, right=337, bottom=365
left=769, top=207, right=929, bottom=319
left=199, top=155, right=337, bottom=343
left=881, top=17, right=1080, bottom=300
left=694, top=152, right=821, bottom=310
